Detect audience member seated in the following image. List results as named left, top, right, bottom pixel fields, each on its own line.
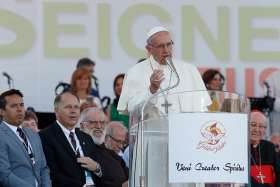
left=249, top=111, right=280, bottom=187
left=22, top=110, right=39, bottom=133
left=0, top=89, right=51, bottom=186
left=79, top=107, right=108, bottom=145
left=104, top=121, right=127, bottom=157
left=107, top=73, right=129, bottom=129
left=79, top=107, right=128, bottom=187
left=39, top=91, right=102, bottom=187
left=70, top=68, right=102, bottom=109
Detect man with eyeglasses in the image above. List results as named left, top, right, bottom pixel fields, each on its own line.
left=118, top=26, right=210, bottom=114
left=79, top=107, right=128, bottom=187
left=79, top=107, right=108, bottom=146
left=39, top=92, right=102, bottom=187
left=104, top=121, right=127, bottom=156
left=117, top=26, right=210, bottom=187
left=249, top=111, right=280, bottom=187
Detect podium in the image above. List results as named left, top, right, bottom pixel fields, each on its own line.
left=128, top=91, right=250, bottom=187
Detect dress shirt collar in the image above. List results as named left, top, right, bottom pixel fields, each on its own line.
left=56, top=120, right=76, bottom=137
left=3, top=121, right=22, bottom=134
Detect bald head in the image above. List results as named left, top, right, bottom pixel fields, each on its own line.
left=105, top=121, right=127, bottom=154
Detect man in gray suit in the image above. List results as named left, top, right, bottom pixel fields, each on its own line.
left=0, top=89, right=51, bottom=187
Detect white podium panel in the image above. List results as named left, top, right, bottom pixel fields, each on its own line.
left=169, top=113, right=248, bottom=184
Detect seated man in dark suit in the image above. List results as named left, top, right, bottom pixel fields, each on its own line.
left=0, top=89, right=51, bottom=187
left=39, top=91, right=102, bottom=187
left=79, top=107, right=128, bottom=187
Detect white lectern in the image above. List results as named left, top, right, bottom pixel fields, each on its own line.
left=128, top=91, right=250, bottom=187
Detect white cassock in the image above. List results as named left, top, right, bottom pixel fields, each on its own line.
left=118, top=56, right=210, bottom=114
left=118, top=56, right=211, bottom=187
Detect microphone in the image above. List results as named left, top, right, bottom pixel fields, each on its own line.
left=263, top=81, right=270, bottom=97
left=165, top=57, right=180, bottom=89
left=2, top=72, right=13, bottom=88
left=2, top=72, right=12, bottom=80
left=137, top=57, right=181, bottom=186
left=92, top=75, right=99, bottom=89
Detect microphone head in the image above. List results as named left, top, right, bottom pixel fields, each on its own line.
left=92, top=75, right=98, bottom=81
left=165, top=57, right=171, bottom=65
left=2, top=72, right=11, bottom=79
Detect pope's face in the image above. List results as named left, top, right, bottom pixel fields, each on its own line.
left=146, top=31, right=173, bottom=65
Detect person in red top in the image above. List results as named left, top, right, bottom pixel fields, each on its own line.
left=249, top=111, right=280, bottom=187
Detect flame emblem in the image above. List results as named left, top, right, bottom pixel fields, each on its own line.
left=197, top=121, right=226, bottom=153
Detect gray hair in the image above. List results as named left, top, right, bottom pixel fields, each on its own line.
left=249, top=111, right=268, bottom=127
left=106, top=121, right=128, bottom=137
left=77, top=107, right=107, bottom=128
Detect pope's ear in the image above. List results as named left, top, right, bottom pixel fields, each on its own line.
left=146, top=44, right=152, bottom=52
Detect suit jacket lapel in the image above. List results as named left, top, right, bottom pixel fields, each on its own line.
left=0, top=123, right=31, bottom=162
left=23, top=128, right=36, bottom=157
left=53, top=122, right=77, bottom=159
left=22, top=128, right=41, bottom=182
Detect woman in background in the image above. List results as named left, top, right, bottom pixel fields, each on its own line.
left=22, top=110, right=39, bottom=133
left=202, top=69, right=225, bottom=91
left=202, top=69, right=225, bottom=112
left=70, top=68, right=101, bottom=110
left=108, top=73, right=129, bottom=129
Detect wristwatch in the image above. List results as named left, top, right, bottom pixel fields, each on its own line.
left=94, top=163, right=102, bottom=177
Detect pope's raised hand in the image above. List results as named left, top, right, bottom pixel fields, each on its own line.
left=149, top=69, right=164, bottom=94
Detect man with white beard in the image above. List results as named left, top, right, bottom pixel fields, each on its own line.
left=79, top=107, right=107, bottom=145
left=79, top=107, right=128, bottom=187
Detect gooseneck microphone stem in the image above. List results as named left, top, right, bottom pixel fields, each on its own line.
left=2, top=72, right=13, bottom=89
left=138, top=57, right=180, bottom=187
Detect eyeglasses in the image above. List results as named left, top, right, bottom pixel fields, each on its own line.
left=84, top=120, right=106, bottom=126
left=249, top=122, right=267, bottom=129
left=149, top=40, right=174, bottom=50
left=109, top=135, right=126, bottom=145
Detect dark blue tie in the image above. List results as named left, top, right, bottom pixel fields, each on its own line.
left=69, top=132, right=80, bottom=156
left=17, top=127, right=29, bottom=151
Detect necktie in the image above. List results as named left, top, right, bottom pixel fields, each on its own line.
left=17, top=127, right=35, bottom=165
left=17, top=127, right=29, bottom=151
left=69, top=132, right=80, bottom=156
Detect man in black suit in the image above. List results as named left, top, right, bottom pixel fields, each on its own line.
left=79, top=107, right=128, bottom=187
left=39, top=91, right=102, bottom=187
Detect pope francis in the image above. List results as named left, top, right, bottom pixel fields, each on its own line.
left=118, top=26, right=211, bottom=187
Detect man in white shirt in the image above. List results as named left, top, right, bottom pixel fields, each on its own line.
left=39, top=91, right=102, bottom=187
left=0, top=89, right=51, bottom=187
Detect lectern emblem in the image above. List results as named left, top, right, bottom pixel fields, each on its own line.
left=197, top=120, right=226, bottom=153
